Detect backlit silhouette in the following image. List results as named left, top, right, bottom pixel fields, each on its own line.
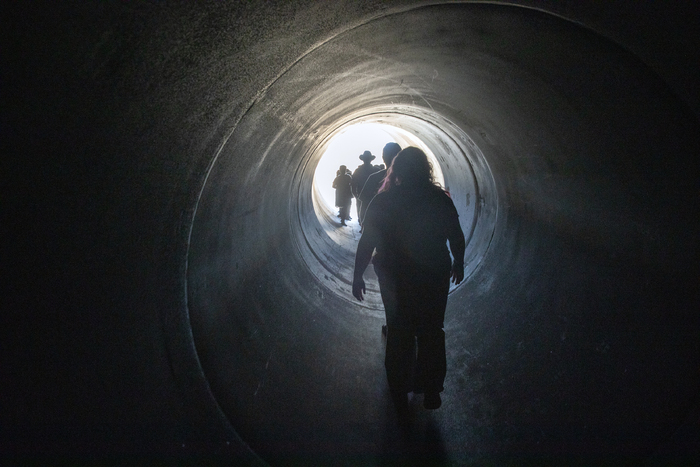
left=353, top=147, right=466, bottom=417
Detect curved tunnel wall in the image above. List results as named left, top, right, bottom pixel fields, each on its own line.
left=185, top=3, right=699, bottom=463
left=299, top=109, right=494, bottom=311
left=4, top=0, right=699, bottom=464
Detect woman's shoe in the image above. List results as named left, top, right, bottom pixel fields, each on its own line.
left=423, top=392, right=441, bottom=410
left=391, top=389, right=409, bottom=413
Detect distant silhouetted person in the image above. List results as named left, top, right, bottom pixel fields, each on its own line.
left=352, top=147, right=465, bottom=416
left=357, top=142, right=401, bottom=226
left=352, top=150, right=381, bottom=226
left=332, top=164, right=353, bottom=226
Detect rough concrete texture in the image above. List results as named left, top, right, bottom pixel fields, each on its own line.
left=3, top=1, right=699, bottom=465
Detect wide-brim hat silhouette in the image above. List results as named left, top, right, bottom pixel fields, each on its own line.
left=359, top=150, right=376, bottom=161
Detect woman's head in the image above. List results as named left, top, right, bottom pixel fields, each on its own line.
left=380, top=146, right=436, bottom=192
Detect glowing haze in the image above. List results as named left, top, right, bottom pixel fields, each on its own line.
left=313, top=122, right=443, bottom=213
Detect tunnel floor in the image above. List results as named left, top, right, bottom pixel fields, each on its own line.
left=190, top=203, right=699, bottom=465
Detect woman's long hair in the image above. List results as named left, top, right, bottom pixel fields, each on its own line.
left=379, top=146, right=440, bottom=193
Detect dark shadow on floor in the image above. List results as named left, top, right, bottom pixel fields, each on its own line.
left=379, top=393, right=448, bottom=467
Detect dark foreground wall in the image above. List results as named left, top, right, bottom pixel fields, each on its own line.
left=3, top=1, right=699, bottom=465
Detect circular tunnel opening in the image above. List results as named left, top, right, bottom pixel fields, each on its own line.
left=312, top=121, right=445, bottom=228
left=301, top=112, right=496, bottom=314
left=185, top=3, right=699, bottom=463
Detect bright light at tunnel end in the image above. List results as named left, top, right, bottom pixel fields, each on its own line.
left=313, top=122, right=444, bottom=213
left=294, top=109, right=498, bottom=312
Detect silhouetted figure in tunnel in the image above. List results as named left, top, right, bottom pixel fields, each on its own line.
left=357, top=142, right=401, bottom=227
left=332, top=164, right=353, bottom=226
left=352, top=150, right=381, bottom=227
left=358, top=143, right=401, bottom=333
left=352, top=147, right=465, bottom=415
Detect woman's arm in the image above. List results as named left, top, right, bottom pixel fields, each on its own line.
left=446, top=201, right=466, bottom=284
left=352, top=233, right=374, bottom=301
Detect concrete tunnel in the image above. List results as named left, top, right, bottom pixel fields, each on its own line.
left=4, top=0, right=700, bottom=464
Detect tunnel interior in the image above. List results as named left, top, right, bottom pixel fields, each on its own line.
left=184, top=3, right=699, bottom=464
left=312, top=120, right=447, bottom=219
left=4, top=1, right=700, bottom=465
left=298, top=109, right=494, bottom=310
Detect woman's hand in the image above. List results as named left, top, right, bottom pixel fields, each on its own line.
left=352, top=277, right=366, bottom=301
left=451, top=263, right=464, bottom=285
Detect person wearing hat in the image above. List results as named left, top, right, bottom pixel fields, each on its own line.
left=358, top=143, right=402, bottom=226
left=351, top=150, right=381, bottom=227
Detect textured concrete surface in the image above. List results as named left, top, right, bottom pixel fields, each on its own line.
left=3, top=1, right=699, bottom=465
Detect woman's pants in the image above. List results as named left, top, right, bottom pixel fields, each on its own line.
left=376, top=267, right=449, bottom=394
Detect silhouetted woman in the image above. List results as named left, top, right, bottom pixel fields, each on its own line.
left=352, top=147, right=465, bottom=414
left=332, top=165, right=353, bottom=226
